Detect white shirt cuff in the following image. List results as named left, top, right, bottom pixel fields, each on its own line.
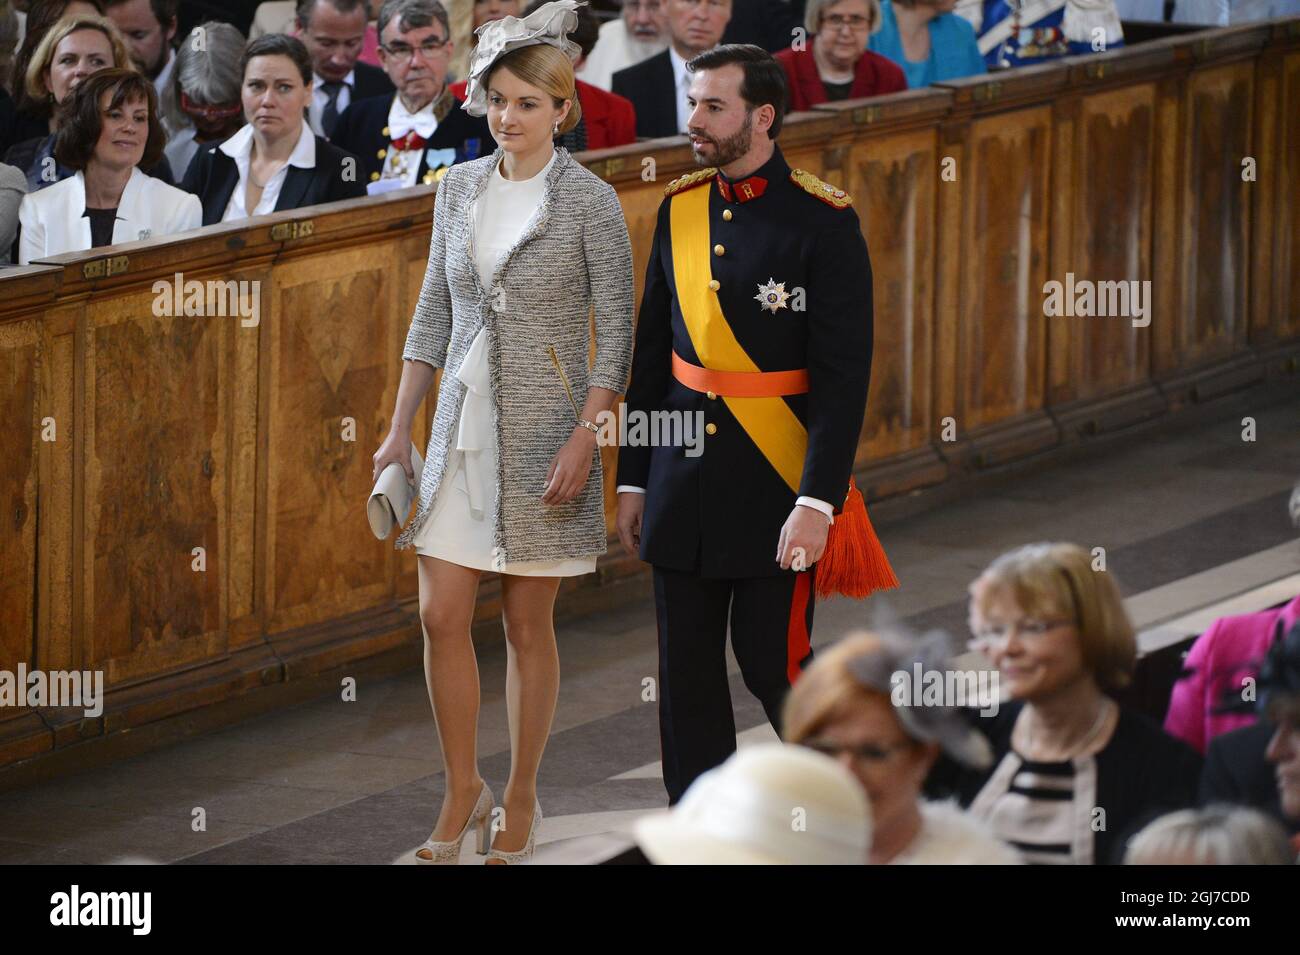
left=796, top=496, right=834, bottom=524
left=616, top=485, right=646, bottom=494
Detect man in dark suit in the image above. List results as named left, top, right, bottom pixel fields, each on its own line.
left=615, top=45, right=893, bottom=804
left=332, top=0, right=491, bottom=189
left=612, top=0, right=732, bottom=139
left=721, top=0, right=806, bottom=53
left=297, top=0, right=396, bottom=137
left=178, top=1, right=261, bottom=36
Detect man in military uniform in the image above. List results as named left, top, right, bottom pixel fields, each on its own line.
left=329, top=0, right=490, bottom=191
left=615, top=43, right=892, bottom=804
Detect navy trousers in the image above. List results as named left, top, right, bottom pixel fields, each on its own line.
left=652, top=563, right=818, bottom=805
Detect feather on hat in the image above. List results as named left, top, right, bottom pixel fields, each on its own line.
left=461, top=0, right=584, bottom=117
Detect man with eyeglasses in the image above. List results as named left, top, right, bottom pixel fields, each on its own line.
left=613, top=0, right=732, bottom=139
left=331, top=0, right=491, bottom=190
left=577, top=0, right=668, bottom=92
left=298, top=0, right=395, bottom=138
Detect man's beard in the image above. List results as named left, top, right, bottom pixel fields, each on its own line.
left=690, top=109, right=753, bottom=168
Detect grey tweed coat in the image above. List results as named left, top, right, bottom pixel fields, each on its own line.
left=394, top=145, right=634, bottom=566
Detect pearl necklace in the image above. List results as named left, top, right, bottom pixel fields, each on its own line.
left=1018, top=698, right=1114, bottom=761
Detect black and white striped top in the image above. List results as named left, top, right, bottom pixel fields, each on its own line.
left=968, top=752, right=1100, bottom=865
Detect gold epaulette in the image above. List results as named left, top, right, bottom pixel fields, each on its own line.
left=663, top=166, right=718, bottom=197
left=790, top=168, right=853, bottom=209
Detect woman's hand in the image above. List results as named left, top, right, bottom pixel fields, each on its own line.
left=542, top=426, right=597, bottom=506
left=372, top=425, right=414, bottom=485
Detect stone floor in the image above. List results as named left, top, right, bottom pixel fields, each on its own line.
left=2, top=394, right=1297, bottom=864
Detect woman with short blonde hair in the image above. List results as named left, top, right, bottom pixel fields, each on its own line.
left=3, top=12, right=138, bottom=190
left=970, top=540, right=1137, bottom=694
left=24, top=12, right=130, bottom=105
left=942, top=542, right=1202, bottom=864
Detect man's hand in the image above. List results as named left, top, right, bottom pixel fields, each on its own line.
left=776, top=504, right=830, bottom=570
left=616, top=492, right=645, bottom=559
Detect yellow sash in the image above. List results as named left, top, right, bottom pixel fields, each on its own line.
left=669, top=184, right=807, bottom=493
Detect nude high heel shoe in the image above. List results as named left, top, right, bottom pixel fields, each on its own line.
left=484, top=799, right=542, bottom=865
left=416, top=782, right=494, bottom=865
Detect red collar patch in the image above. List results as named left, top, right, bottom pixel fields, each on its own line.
left=716, top=174, right=767, bottom=203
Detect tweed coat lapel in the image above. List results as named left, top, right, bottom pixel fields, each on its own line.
left=462, top=144, right=571, bottom=298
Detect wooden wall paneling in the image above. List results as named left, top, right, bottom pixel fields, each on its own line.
left=0, top=317, right=40, bottom=675
left=263, top=246, right=397, bottom=637
left=1151, top=70, right=1186, bottom=379
left=1047, top=88, right=1079, bottom=409
left=0, top=305, right=48, bottom=763
left=80, top=284, right=229, bottom=690
left=933, top=114, right=968, bottom=471
left=1050, top=80, right=1167, bottom=436
left=226, top=264, right=269, bottom=649
left=1264, top=46, right=1300, bottom=344
left=1248, top=36, right=1280, bottom=345
left=956, top=103, right=1059, bottom=465
left=1176, top=60, right=1256, bottom=373
left=37, top=302, right=79, bottom=677
left=819, top=93, right=950, bottom=496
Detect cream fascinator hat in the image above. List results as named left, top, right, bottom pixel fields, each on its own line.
left=461, top=0, right=584, bottom=118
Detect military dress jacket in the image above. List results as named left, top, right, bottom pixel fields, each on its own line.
left=615, top=144, right=874, bottom=578
left=395, top=145, right=634, bottom=564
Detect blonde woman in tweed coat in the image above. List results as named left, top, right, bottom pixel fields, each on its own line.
left=371, top=6, right=633, bottom=864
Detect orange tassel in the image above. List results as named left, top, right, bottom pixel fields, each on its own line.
left=815, top=477, right=899, bottom=599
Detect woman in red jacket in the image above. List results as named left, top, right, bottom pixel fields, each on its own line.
left=775, top=0, right=907, bottom=110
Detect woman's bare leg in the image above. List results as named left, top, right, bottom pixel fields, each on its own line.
left=487, top=573, right=562, bottom=859
left=416, top=555, right=486, bottom=857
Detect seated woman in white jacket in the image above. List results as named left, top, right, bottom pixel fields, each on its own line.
left=19, top=67, right=201, bottom=264
left=783, top=630, right=1022, bottom=864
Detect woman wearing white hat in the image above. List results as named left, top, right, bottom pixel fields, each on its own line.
left=783, top=630, right=1020, bottom=864
left=633, top=742, right=872, bottom=865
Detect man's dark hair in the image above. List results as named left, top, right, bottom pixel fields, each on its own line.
left=103, top=0, right=178, bottom=26
left=241, top=32, right=314, bottom=85
left=54, top=67, right=166, bottom=171
left=686, top=43, right=788, bottom=140
left=296, top=0, right=369, bottom=29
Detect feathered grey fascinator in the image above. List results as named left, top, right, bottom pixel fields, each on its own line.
left=845, top=608, right=996, bottom=770
left=461, top=0, right=584, bottom=118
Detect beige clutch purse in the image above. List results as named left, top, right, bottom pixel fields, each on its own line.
left=367, top=442, right=425, bottom=540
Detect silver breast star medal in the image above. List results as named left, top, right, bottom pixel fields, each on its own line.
left=754, top=278, right=791, bottom=314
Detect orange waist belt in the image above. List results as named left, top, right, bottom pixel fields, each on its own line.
left=671, top=351, right=809, bottom=398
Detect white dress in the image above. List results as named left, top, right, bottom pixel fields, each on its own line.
left=412, top=149, right=597, bottom=577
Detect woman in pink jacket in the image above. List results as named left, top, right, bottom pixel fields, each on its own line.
left=1164, top=594, right=1300, bottom=754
